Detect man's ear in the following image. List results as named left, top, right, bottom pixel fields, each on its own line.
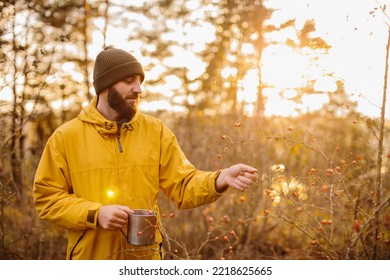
left=96, top=88, right=108, bottom=106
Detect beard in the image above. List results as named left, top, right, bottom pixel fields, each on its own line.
left=107, top=86, right=137, bottom=121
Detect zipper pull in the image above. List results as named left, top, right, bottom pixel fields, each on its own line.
left=116, top=122, right=124, bottom=153
left=117, top=132, right=123, bottom=153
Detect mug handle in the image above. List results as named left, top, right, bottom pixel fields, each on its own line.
left=120, top=213, right=131, bottom=240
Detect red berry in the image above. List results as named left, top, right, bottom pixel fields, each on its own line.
left=354, top=219, right=360, bottom=233
left=326, top=168, right=334, bottom=177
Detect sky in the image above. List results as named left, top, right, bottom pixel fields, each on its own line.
left=264, top=0, right=390, bottom=119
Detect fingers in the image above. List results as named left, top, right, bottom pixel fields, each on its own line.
left=237, top=165, right=258, bottom=183
left=107, top=216, right=127, bottom=229
left=116, top=205, right=134, bottom=215
left=229, top=164, right=258, bottom=192
left=238, top=174, right=255, bottom=186
left=233, top=175, right=254, bottom=191
left=237, top=163, right=258, bottom=175
left=98, top=205, right=133, bottom=230
left=232, top=180, right=248, bottom=192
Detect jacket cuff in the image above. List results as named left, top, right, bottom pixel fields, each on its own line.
left=210, top=170, right=226, bottom=195
left=86, top=203, right=101, bottom=229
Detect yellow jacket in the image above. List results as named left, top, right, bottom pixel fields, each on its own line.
left=33, top=96, right=223, bottom=260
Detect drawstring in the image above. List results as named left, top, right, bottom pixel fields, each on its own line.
left=104, top=121, right=133, bottom=132
left=105, top=122, right=114, bottom=130
left=125, top=123, right=134, bottom=131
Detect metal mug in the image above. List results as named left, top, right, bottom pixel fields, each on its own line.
left=126, top=209, right=157, bottom=246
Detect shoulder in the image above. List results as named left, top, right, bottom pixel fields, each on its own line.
left=135, top=113, right=168, bottom=130
left=135, top=113, right=176, bottom=139
left=136, top=113, right=162, bottom=124
left=55, top=117, right=83, bottom=134
left=48, top=117, right=83, bottom=144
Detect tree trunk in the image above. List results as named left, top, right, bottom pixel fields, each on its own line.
left=372, top=24, right=389, bottom=259
left=83, top=0, right=92, bottom=101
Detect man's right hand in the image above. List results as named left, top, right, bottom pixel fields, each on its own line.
left=97, top=205, right=134, bottom=230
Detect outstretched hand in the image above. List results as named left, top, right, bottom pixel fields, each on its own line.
left=215, top=163, right=258, bottom=193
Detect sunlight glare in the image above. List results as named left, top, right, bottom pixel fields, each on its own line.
left=313, top=76, right=337, bottom=93
left=262, top=44, right=307, bottom=89
left=0, top=87, right=12, bottom=102
left=164, top=75, right=182, bottom=90
left=221, top=67, right=238, bottom=79
left=266, top=97, right=297, bottom=117
left=172, top=104, right=187, bottom=113
left=188, top=80, right=201, bottom=91
left=25, top=101, right=34, bottom=112
left=163, top=46, right=206, bottom=80
left=301, top=94, right=329, bottom=113
left=241, top=43, right=255, bottom=55
left=61, top=62, right=84, bottom=83
left=172, top=95, right=184, bottom=104
left=185, top=0, right=200, bottom=10
left=243, top=103, right=255, bottom=116
left=51, top=100, right=62, bottom=110
left=187, top=95, right=196, bottom=106
left=283, top=89, right=297, bottom=99
left=147, top=64, right=166, bottom=80
left=140, top=100, right=171, bottom=112
left=237, top=68, right=259, bottom=103
left=107, top=190, right=115, bottom=198
left=250, top=32, right=259, bottom=41
left=264, top=0, right=390, bottom=118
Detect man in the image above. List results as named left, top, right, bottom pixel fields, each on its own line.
left=33, top=46, right=258, bottom=260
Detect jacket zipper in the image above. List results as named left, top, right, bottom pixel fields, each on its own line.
left=69, top=229, right=87, bottom=260
left=117, top=123, right=123, bottom=153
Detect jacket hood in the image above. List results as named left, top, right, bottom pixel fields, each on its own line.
left=78, top=96, right=138, bottom=135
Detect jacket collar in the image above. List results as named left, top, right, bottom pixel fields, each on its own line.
left=78, top=96, right=138, bottom=135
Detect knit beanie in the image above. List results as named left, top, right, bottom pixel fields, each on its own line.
left=93, top=46, right=145, bottom=95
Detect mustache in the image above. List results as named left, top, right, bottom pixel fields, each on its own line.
left=124, top=93, right=140, bottom=100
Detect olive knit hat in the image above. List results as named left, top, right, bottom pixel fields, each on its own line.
left=93, top=46, right=145, bottom=95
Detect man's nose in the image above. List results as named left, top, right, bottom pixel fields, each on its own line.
left=134, top=81, right=142, bottom=94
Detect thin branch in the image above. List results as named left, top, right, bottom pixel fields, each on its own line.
left=372, top=23, right=389, bottom=259
left=345, top=191, right=390, bottom=259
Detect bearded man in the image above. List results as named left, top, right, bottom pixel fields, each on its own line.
left=33, top=46, right=258, bottom=260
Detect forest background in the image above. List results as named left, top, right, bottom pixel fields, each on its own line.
left=1, top=0, right=390, bottom=260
